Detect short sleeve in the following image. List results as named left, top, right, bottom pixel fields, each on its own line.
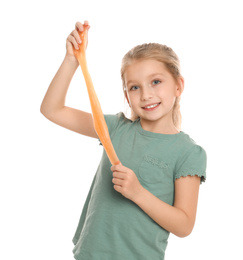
left=97, top=112, right=124, bottom=145
left=104, top=113, right=121, bottom=134
left=174, top=145, right=207, bottom=183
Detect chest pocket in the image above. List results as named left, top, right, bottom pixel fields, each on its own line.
left=138, top=155, right=170, bottom=184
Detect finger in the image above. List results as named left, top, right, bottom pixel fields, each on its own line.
left=75, top=21, right=84, bottom=32
left=84, top=20, right=90, bottom=30
left=113, top=171, right=126, bottom=179
left=112, top=177, right=123, bottom=185
left=71, top=29, right=82, bottom=44
left=67, top=35, right=79, bottom=50
left=110, top=164, right=124, bottom=172
left=114, top=184, right=122, bottom=193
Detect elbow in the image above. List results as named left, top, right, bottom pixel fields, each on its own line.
left=176, top=228, right=193, bottom=238
left=40, top=103, right=53, bottom=120
left=40, top=104, right=45, bottom=115
left=175, top=223, right=194, bottom=238
left=173, top=216, right=195, bottom=238
left=40, top=100, right=54, bottom=118
left=40, top=99, right=47, bottom=115
left=173, top=210, right=196, bottom=238
left=40, top=103, right=48, bottom=117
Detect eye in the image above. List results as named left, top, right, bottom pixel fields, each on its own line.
left=152, top=80, right=161, bottom=85
left=130, top=85, right=140, bottom=91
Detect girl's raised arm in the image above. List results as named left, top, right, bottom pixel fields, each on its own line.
left=40, top=21, right=98, bottom=138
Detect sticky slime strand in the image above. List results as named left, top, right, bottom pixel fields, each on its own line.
left=74, top=26, right=120, bottom=165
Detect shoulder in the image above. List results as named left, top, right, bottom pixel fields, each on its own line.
left=174, top=132, right=207, bottom=183
left=177, top=132, right=206, bottom=154
left=104, top=112, right=133, bottom=132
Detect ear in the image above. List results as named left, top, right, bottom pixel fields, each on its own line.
left=176, top=77, right=184, bottom=97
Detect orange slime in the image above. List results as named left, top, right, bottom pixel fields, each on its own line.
left=74, top=26, right=120, bottom=165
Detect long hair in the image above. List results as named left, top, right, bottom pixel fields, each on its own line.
left=121, top=43, right=183, bottom=130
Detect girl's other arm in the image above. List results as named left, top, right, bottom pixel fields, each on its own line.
left=111, top=164, right=200, bottom=238
left=135, top=176, right=201, bottom=237
left=40, top=21, right=98, bottom=138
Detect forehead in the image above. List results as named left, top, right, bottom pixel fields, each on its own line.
left=124, top=59, right=169, bottom=80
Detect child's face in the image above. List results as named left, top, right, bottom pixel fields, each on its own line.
left=124, top=59, right=183, bottom=132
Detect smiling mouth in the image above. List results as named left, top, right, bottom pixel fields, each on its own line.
left=142, top=102, right=161, bottom=110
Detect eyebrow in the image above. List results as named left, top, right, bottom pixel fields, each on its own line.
left=126, top=73, right=166, bottom=85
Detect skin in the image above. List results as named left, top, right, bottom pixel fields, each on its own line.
left=124, top=59, right=184, bottom=134
left=41, top=21, right=201, bottom=238
left=40, top=21, right=98, bottom=138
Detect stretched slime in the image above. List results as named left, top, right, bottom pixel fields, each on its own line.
left=74, top=26, right=120, bottom=165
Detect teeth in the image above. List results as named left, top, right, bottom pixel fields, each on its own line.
left=145, top=103, right=159, bottom=109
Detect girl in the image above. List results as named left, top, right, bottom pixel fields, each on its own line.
left=41, top=21, right=207, bottom=260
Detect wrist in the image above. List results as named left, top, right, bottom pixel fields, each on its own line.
left=64, top=53, right=79, bottom=69
left=132, top=185, right=147, bottom=205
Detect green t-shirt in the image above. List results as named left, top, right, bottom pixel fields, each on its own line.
left=72, top=113, right=207, bottom=260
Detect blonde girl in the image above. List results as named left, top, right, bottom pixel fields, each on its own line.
left=41, top=21, right=206, bottom=260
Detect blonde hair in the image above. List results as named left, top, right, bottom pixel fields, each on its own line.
left=121, top=43, right=183, bottom=130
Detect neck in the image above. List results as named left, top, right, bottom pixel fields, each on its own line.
left=140, top=118, right=180, bottom=135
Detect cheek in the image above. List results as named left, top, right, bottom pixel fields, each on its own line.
left=126, top=91, right=136, bottom=102
left=159, top=90, right=177, bottom=106
left=160, top=85, right=177, bottom=98
left=127, top=95, right=139, bottom=111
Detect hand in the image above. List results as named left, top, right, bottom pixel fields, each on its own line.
left=111, top=164, right=144, bottom=202
left=65, top=21, right=90, bottom=62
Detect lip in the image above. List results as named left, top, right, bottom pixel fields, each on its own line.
left=142, top=102, right=161, bottom=111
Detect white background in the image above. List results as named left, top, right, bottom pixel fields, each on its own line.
left=1, top=0, right=242, bottom=259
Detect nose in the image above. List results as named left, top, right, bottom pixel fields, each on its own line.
left=141, top=86, right=153, bottom=101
